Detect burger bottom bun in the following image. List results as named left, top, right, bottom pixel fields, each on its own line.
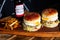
left=23, top=23, right=41, bottom=32
left=43, top=22, right=59, bottom=28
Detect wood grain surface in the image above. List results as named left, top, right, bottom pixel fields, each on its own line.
left=0, top=24, right=60, bottom=37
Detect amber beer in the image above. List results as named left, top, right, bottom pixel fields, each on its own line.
left=15, top=0, right=24, bottom=18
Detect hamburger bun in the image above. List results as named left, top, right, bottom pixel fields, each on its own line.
left=42, top=8, right=58, bottom=21
left=23, top=23, right=41, bottom=31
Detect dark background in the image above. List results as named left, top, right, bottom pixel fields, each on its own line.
left=0, top=0, right=60, bottom=20
left=0, top=0, right=14, bottom=17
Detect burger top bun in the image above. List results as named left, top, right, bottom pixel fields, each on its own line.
left=24, top=12, right=41, bottom=21
left=42, top=8, right=58, bottom=21
left=24, top=12, right=41, bottom=26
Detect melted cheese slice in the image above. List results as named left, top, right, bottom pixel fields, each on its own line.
left=35, top=22, right=40, bottom=25
left=42, top=18, right=48, bottom=21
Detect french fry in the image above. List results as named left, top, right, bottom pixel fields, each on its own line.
left=0, top=16, right=19, bottom=30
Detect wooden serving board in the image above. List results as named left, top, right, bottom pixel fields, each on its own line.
left=0, top=24, right=60, bottom=37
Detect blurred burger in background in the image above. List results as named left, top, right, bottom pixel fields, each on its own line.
left=23, top=12, right=41, bottom=32
left=42, top=8, right=59, bottom=28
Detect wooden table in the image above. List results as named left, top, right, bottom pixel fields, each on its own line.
left=0, top=24, right=60, bottom=37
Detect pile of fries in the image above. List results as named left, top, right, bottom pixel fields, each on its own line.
left=0, top=16, right=19, bottom=30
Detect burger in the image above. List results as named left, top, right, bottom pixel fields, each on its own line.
left=23, top=12, right=41, bottom=31
left=42, top=8, right=59, bottom=28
